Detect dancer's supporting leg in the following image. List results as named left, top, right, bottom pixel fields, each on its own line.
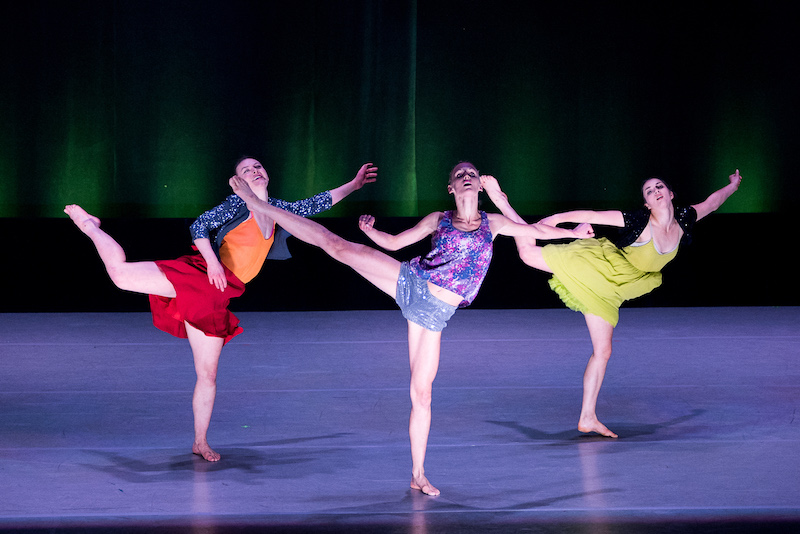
left=230, top=192, right=450, bottom=493
left=407, top=321, right=442, bottom=496
left=579, top=313, right=618, bottom=438
left=186, top=322, right=225, bottom=461
left=65, top=204, right=228, bottom=458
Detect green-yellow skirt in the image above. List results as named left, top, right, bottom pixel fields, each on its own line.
left=541, top=237, right=671, bottom=327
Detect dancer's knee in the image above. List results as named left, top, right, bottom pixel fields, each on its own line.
left=517, top=241, right=547, bottom=271
left=106, top=265, right=147, bottom=294
left=593, top=343, right=612, bottom=362
left=323, top=232, right=362, bottom=262
left=195, top=365, right=218, bottom=386
left=106, top=264, right=132, bottom=291
left=410, top=383, right=433, bottom=410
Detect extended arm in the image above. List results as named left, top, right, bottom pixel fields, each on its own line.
left=481, top=174, right=624, bottom=228
left=481, top=173, right=615, bottom=235
left=267, top=163, right=376, bottom=217
left=537, top=210, right=625, bottom=228
left=358, top=212, right=442, bottom=251
left=488, top=213, right=595, bottom=241
left=329, top=163, right=378, bottom=205
left=692, top=169, right=742, bottom=221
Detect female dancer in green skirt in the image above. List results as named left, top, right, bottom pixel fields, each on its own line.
left=482, top=170, right=742, bottom=438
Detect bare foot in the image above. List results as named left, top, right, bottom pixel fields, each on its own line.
left=64, top=204, right=101, bottom=234
left=578, top=416, right=618, bottom=438
left=192, top=441, right=221, bottom=462
left=411, top=474, right=440, bottom=496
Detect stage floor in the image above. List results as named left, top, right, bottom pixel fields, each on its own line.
left=1, top=307, right=798, bottom=533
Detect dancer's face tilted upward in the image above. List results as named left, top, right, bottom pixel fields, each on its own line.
left=642, top=178, right=674, bottom=211
left=447, top=162, right=481, bottom=196
left=235, top=158, right=270, bottom=193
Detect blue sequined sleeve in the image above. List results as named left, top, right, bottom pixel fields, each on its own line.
left=189, top=194, right=244, bottom=241
left=189, top=191, right=333, bottom=242
left=269, top=191, right=333, bottom=217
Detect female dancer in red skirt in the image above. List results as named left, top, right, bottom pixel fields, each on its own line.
left=65, top=158, right=376, bottom=461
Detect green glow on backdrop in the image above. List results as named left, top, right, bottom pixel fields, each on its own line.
left=494, top=94, right=557, bottom=217
left=148, top=96, right=217, bottom=217
left=708, top=93, right=777, bottom=213
left=2, top=1, right=794, bottom=219
left=49, top=74, right=113, bottom=215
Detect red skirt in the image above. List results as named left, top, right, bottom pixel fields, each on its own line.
left=149, top=254, right=246, bottom=345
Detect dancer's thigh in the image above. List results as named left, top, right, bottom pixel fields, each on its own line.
left=518, top=243, right=553, bottom=273
left=116, top=261, right=177, bottom=298
left=335, top=242, right=403, bottom=298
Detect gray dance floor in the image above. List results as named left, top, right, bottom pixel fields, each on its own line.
left=1, top=307, right=799, bottom=533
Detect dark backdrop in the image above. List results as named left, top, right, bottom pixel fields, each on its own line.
left=1, top=1, right=797, bottom=312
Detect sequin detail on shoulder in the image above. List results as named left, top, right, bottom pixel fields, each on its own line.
left=190, top=195, right=244, bottom=241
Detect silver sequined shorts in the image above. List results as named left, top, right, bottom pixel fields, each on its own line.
left=395, top=262, right=457, bottom=332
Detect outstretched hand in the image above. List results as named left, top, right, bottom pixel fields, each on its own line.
left=729, top=169, right=743, bottom=190
left=573, top=222, right=595, bottom=239
left=329, top=162, right=378, bottom=205
left=353, top=163, right=378, bottom=190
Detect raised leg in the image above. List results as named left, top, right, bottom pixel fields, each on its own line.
left=406, top=321, right=442, bottom=496
left=64, top=204, right=176, bottom=298
left=516, top=240, right=553, bottom=273
left=578, top=313, right=618, bottom=438
left=244, top=200, right=402, bottom=296
left=186, top=321, right=225, bottom=461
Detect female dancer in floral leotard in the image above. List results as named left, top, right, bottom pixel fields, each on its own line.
left=230, top=161, right=595, bottom=496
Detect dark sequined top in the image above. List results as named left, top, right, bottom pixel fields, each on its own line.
left=612, top=206, right=697, bottom=249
